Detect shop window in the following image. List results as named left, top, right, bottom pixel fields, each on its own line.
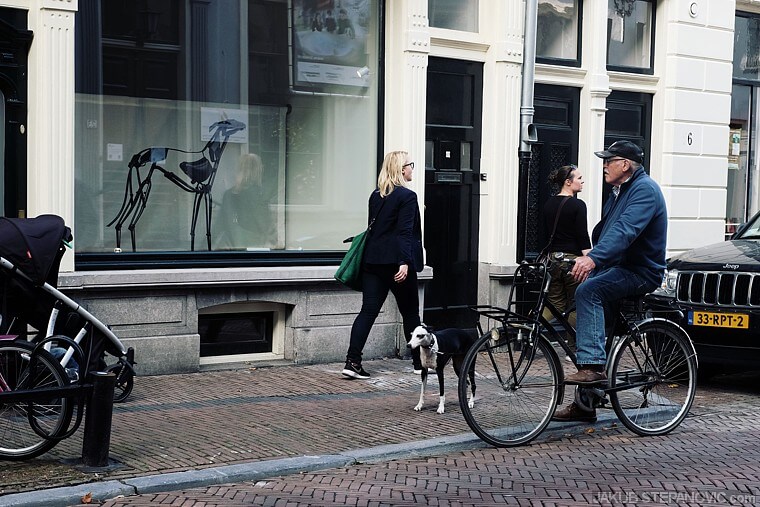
left=734, top=14, right=760, bottom=81
left=537, top=0, right=582, bottom=66
left=606, top=0, right=654, bottom=74
left=429, top=0, right=478, bottom=33
left=729, top=13, right=760, bottom=238
left=74, top=0, right=380, bottom=263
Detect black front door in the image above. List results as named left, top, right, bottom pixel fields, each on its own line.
left=0, top=13, right=31, bottom=218
left=423, top=57, right=482, bottom=329
left=602, top=91, right=652, bottom=206
left=525, top=84, right=580, bottom=259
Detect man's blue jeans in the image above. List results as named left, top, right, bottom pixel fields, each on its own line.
left=574, top=266, right=658, bottom=366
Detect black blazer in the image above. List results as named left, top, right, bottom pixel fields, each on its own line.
left=363, top=187, right=424, bottom=272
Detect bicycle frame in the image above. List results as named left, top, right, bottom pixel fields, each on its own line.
left=473, top=257, right=693, bottom=402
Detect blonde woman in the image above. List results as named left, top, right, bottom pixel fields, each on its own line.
left=342, top=151, right=424, bottom=379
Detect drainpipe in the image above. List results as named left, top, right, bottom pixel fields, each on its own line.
left=516, top=0, right=539, bottom=262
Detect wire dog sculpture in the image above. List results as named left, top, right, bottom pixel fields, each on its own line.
left=108, top=119, right=246, bottom=252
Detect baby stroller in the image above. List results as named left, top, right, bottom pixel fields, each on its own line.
left=0, top=215, right=135, bottom=460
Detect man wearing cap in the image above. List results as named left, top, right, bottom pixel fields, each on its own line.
left=553, top=140, right=667, bottom=422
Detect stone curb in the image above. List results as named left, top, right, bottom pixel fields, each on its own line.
left=0, top=412, right=616, bottom=507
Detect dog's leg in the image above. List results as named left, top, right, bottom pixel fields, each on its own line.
left=436, top=367, right=446, bottom=414
left=454, top=356, right=476, bottom=409
left=414, top=370, right=427, bottom=411
left=468, top=360, right=476, bottom=408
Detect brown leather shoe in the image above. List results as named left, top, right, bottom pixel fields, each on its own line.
left=552, top=402, right=597, bottom=423
left=564, top=368, right=607, bottom=385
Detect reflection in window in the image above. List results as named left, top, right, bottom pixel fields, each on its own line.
left=74, top=0, right=379, bottom=255
left=606, top=0, right=653, bottom=72
left=537, top=0, right=580, bottom=63
left=429, top=0, right=478, bottom=33
left=734, top=14, right=760, bottom=81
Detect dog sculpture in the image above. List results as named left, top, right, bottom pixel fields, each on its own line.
left=409, top=324, right=476, bottom=414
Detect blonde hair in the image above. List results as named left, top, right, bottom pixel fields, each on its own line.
left=377, top=151, right=408, bottom=197
left=234, top=153, right=263, bottom=192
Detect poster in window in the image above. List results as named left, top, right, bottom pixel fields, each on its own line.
left=728, top=127, right=741, bottom=170
left=291, top=0, right=371, bottom=93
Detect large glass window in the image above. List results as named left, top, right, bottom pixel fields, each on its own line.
left=728, top=13, right=760, bottom=238
left=606, top=0, right=654, bottom=73
left=75, top=0, right=379, bottom=258
left=734, top=14, right=760, bottom=82
left=428, top=0, right=478, bottom=33
left=537, top=0, right=581, bottom=65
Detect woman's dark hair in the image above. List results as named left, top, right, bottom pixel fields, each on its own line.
left=547, top=164, right=577, bottom=194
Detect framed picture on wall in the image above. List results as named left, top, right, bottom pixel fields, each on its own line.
left=291, top=0, right=371, bottom=94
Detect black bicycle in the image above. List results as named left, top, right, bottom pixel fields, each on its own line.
left=458, top=256, right=698, bottom=447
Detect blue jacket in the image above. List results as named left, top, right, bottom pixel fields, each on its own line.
left=589, top=166, right=667, bottom=286
left=363, top=187, right=424, bottom=272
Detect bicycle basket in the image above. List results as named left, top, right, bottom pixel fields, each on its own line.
left=507, top=261, right=550, bottom=319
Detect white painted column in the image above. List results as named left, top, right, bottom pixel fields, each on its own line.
left=578, top=0, right=612, bottom=227
left=479, top=1, right=523, bottom=268
left=384, top=0, right=429, bottom=202
left=656, top=0, right=735, bottom=255
left=27, top=0, right=77, bottom=271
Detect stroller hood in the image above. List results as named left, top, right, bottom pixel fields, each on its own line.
left=0, top=215, right=72, bottom=285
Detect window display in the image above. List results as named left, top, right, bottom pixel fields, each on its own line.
left=74, top=0, right=379, bottom=256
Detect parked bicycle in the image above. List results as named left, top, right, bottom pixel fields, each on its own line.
left=0, top=215, right=135, bottom=460
left=458, top=255, right=697, bottom=447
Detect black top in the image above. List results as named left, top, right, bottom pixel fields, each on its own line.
left=541, top=195, right=591, bottom=255
left=363, top=187, right=424, bottom=272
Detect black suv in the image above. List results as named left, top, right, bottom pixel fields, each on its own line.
left=650, top=212, right=760, bottom=377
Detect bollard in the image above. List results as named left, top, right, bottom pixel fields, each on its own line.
left=81, top=371, right=117, bottom=467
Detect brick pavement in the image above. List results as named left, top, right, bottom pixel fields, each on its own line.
left=0, top=358, right=471, bottom=497
left=79, top=372, right=760, bottom=506
left=0, top=358, right=757, bottom=506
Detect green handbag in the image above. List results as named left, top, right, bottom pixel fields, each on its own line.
left=335, top=197, right=386, bottom=291
left=334, top=230, right=368, bottom=291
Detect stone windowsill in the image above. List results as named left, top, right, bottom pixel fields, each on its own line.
left=58, top=265, right=434, bottom=291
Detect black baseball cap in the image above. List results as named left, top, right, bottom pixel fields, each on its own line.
left=594, top=140, right=644, bottom=164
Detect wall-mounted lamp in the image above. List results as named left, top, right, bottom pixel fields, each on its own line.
left=356, top=66, right=370, bottom=78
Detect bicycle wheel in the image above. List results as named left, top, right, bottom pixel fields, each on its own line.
left=608, top=320, right=697, bottom=436
left=106, top=363, right=134, bottom=403
left=459, top=331, right=561, bottom=447
left=0, top=341, right=74, bottom=460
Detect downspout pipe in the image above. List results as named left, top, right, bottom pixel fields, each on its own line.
left=516, top=0, right=539, bottom=262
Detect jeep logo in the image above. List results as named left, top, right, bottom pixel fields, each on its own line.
left=723, top=264, right=740, bottom=270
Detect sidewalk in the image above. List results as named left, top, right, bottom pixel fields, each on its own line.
left=0, top=357, right=606, bottom=507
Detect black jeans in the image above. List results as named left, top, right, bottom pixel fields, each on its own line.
left=347, top=263, right=422, bottom=368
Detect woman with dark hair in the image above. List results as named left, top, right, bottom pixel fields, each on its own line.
left=541, top=165, right=591, bottom=353
left=342, top=151, right=424, bottom=379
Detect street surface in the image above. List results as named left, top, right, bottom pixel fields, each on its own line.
left=0, top=360, right=759, bottom=506
left=89, top=370, right=760, bottom=506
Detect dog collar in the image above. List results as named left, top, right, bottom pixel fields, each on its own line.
left=422, top=336, right=436, bottom=349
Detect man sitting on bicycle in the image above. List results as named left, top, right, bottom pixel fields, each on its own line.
left=553, top=140, right=668, bottom=422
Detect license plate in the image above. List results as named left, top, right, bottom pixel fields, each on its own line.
left=689, top=311, right=749, bottom=329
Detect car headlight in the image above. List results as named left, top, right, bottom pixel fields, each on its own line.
left=655, top=268, right=678, bottom=296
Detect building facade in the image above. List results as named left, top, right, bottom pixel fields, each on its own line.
left=0, top=0, right=757, bottom=374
